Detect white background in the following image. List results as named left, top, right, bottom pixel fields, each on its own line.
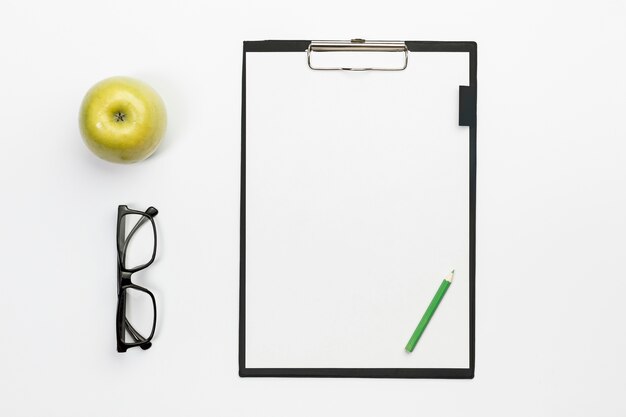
left=0, top=0, right=625, bottom=416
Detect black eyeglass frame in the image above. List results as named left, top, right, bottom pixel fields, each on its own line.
left=116, top=205, right=158, bottom=353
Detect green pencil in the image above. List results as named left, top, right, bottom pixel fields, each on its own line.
left=405, top=270, right=454, bottom=353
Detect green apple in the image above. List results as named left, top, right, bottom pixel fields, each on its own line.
left=79, top=76, right=166, bottom=163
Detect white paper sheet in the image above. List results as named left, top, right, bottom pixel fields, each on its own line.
left=245, top=51, right=470, bottom=368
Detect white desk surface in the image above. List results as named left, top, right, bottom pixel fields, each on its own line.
left=1, top=1, right=625, bottom=416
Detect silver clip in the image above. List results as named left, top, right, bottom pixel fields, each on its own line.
left=307, top=39, right=408, bottom=71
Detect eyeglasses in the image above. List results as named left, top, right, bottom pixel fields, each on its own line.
left=116, top=205, right=159, bottom=352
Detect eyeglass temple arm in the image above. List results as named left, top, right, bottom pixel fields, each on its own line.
left=124, top=318, right=148, bottom=343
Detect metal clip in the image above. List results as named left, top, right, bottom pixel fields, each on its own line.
left=307, top=39, right=408, bottom=71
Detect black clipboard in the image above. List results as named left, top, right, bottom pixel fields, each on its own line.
left=240, top=39, right=476, bottom=378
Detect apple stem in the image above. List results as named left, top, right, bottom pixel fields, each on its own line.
left=114, top=112, right=126, bottom=122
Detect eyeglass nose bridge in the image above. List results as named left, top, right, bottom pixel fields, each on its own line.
left=120, top=270, right=133, bottom=282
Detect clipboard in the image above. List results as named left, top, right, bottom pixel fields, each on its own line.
left=240, top=39, right=477, bottom=378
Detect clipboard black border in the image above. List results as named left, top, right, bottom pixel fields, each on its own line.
left=240, top=40, right=477, bottom=379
